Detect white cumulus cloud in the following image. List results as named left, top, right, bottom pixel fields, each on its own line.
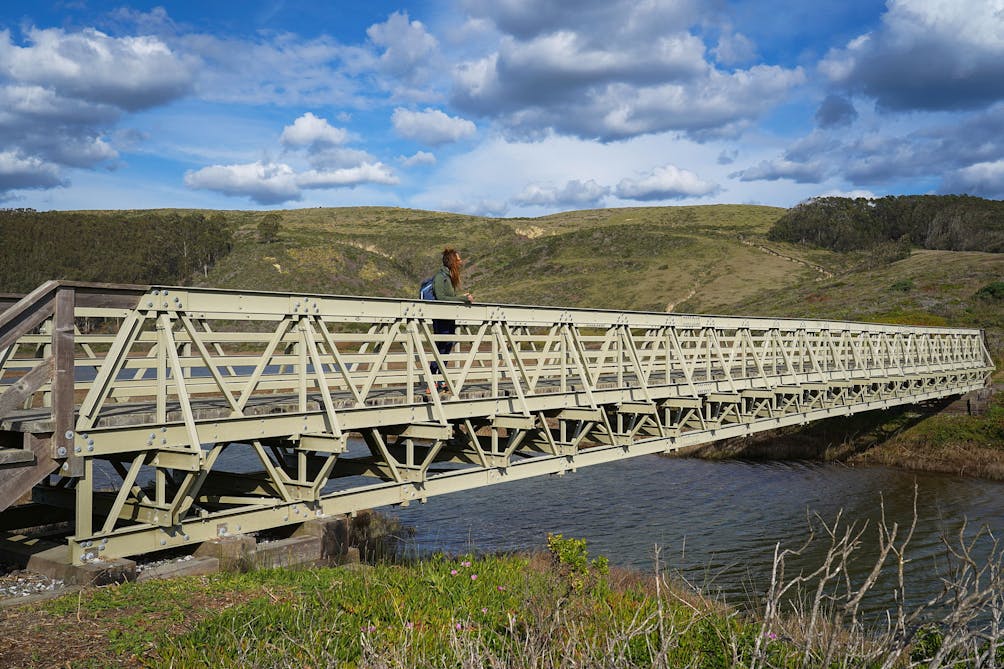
left=941, top=160, right=1004, bottom=199
left=451, top=1, right=803, bottom=142
left=615, top=165, right=719, bottom=200
left=367, top=11, right=438, bottom=81
left=713, top=31, right=758, bottom=66
left=296, top=164, right=398, bottom=188
left=0, top=25, right=196, bottom=197
left=392, top=107, right=477, bottom=145
left=184, top=160, right=299, bottom=202
left=184, top=161, right=301, bottom=205
left=280, top=113, right=349, bottom=147
left=819, top=0, right=1004, bottom=111
left=514, top=179, right=609, bottom=207
left=185, top=108, right=401, bottom=205
left=732, top=158, right=828, bottom=184
left=0, top=27, right=195, bottom=111
left=185, top=159, right=399, bottom=205
left=0, top=151, right=66, bottom=192
left=399, top=151, right=437, bottom=167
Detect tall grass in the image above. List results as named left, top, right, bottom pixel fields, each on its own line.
left=135, top=506, right=1004, bottom=668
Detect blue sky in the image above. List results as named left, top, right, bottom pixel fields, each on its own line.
left=2, top=0, right=1003, bottom=215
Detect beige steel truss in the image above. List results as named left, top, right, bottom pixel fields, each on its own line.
left=0, top=282, right=995, bottom=564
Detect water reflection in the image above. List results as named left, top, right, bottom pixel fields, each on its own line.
left=386, top=457, right=1004, bottom=616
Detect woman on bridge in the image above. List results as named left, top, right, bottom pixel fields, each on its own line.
left=430, top=247, right=473, bottom=390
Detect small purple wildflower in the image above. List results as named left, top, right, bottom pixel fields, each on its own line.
left=497, top=585, right=506, bottom=592
left=450, top=569, right=458, bottom=576
left=462, top=560, right=472, bottom=568
left=470, top=574, right=478, bottom=580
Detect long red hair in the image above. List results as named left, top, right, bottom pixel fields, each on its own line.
left=442, top=247, right=461, bottom=289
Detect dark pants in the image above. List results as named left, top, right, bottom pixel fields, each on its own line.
left=430, top=319, right=455, bottom=375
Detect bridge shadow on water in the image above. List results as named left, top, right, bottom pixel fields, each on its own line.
left=683, top=396, right=956, bottom=462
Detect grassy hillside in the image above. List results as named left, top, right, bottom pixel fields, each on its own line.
left=197, top=204, right=828, bottom=313
left=709, top=249, right=1004, bottom=350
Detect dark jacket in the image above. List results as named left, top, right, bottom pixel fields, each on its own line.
left=433, top=265, right=470, bottom=303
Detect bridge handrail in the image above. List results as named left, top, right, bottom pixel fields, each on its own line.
left=147, top=283, right=984, bottom=335
left=0, top=282, right=994, bottom=429
left=0, top=280, right=61, bottom=353
left=0, top=283, right=146, bottom=430
left=0, top=283, right=994, bottom=404
left=0, top=281, right=989, bottom=335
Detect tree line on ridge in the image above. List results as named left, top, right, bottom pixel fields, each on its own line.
left=768, top=195, right=1004, bottom=254
left=0, top=209, right=235, bottom=294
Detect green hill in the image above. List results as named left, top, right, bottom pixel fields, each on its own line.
left=198, top=204, right=818, bottom=312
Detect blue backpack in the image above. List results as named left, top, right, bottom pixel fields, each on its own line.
left=419, top=276, right=436, bottom=300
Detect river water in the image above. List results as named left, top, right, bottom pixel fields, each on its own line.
left=95, top=442, right=1003, bottom=618
left=383, top=456, right=1004, bottom=617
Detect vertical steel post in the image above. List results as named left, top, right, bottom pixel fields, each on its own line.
left=74, top=457, right=93, bottom=539
left=297, top=320, right=307, bottom=412
left=156, top=319, right=168, bottom=423
left=406, top=320, right=414, bottom=402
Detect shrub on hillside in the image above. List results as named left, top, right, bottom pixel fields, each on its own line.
left=891, top=279, right=914, bottom=292
left=257, top=213, right=281, bottom=243
left=976, top=281, right=1004, bottom=300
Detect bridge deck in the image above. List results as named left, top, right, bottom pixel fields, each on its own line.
left=0, top=282, right=994, bottom=565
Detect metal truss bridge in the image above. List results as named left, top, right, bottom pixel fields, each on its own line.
left=0, top=281, right=994, bottom=566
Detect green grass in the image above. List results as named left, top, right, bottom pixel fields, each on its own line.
left=849, top=392, right=1004, bottom=475
left=17, top=544, right=790, bottom=669
left=11, top=530, right=1001, bottom=668
left=727, top=249, right=1004, bottom=329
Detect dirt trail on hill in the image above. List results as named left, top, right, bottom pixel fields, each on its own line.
left=739, top=238, right=833, bottom=279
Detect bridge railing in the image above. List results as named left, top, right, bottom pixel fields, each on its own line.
left=1, top=283, right=994, bottom=454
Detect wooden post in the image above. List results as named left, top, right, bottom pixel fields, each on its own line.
left=52, top=286, right=81, bottom=476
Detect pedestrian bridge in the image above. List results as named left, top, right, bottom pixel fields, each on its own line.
left=0, top=281, right=994, bottom=565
